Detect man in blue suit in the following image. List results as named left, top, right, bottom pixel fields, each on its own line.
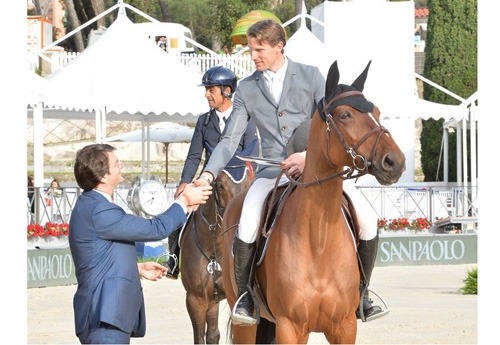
left=69, top=143, right=212, bottom=344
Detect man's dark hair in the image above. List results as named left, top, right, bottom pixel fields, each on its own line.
left=74, top=144, right=116, bottom=191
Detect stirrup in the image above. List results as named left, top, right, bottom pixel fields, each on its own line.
left=231, top=291, right=257, bottom=326
left=156, top=252, right=178, bottom=272
left=358, top=289, right=390, bottom=322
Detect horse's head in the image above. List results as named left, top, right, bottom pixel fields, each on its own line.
left=316, top=60, right=405, bottom=185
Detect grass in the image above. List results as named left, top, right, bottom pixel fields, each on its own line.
left=461, top=266, right=477, bottom=295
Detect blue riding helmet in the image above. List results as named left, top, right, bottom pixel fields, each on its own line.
left=199, top=66, right=237, bottom=99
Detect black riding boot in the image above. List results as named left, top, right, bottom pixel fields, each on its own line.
left=232, top=237, right=257, bottom=325
left=357, top=234, right=383, bottom=320
left=165, top=228, right=181, bottom=280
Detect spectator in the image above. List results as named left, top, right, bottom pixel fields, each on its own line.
left=157, top=36, right=168, bottom=51
left=44, top=179, right=62, bottom=206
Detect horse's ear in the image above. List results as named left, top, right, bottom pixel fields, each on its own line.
left=351, top=60, right=372, bottom=92
left=325, top=60, right=340, bottom=101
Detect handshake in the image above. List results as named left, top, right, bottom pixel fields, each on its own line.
left=175, top=182, right=212, bottom=213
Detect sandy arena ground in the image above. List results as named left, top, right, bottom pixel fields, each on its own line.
left=28, top=264, right=478, bottom=344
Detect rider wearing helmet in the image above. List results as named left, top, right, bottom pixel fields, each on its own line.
left=165, top=66, right=258, bottom=279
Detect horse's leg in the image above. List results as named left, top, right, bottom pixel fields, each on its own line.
left=274, top=318, right=309, bottom=344
left=232, top=324, right=258, bottom=345
left=205, top=302, right=221, bottom=344
left=186, top=293, right=208, bottom=344
left=323, top=317, right=357, bottom=344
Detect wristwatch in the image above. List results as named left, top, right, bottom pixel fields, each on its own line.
left=197, top=174, right=212, bottom=184
left=127, top=176, right=169, bottom=217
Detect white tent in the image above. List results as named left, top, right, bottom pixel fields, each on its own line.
left=28, top=2, right=208, bottom=186
left=44, top=12, right=206, bottom=123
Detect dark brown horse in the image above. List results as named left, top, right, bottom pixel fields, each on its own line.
left=178, top=153, right=254, bottom=344
left=220, top=61, right=406, bottom=344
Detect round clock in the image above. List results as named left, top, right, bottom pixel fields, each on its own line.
left=127, top=177, right=169, bottom=217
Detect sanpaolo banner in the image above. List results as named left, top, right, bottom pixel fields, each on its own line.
left=377, top=234, right=477, bottom=266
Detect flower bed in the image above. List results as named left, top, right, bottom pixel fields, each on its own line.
left=27, top=222, right=69, bottom=249
left=378, top=217, right=431, bottom=234
left=27, top=222, right=69, bottom=239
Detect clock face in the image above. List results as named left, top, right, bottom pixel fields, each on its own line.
left=137, top=180, right=169, bottom=216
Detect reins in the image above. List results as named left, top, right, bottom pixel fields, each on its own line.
left=194, top=166, right=250, bottom=303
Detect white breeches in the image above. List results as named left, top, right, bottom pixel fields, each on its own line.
left=237, top=176, right=378, bottom=244
left=343, top=179, right=378, bottom=241
left=237, top=174, right=289, bottom=244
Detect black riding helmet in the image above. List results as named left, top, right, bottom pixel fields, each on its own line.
left=199, top=66, right=237, bottom=99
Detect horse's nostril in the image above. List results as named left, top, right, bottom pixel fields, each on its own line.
left=383, top=154, right=395, bottom=169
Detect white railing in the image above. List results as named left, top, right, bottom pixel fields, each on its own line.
left=357, top=185, right=478, bottom=222
left=36, top=50, right=255, bottom=79
left=28, top=184, right=478, bottom=228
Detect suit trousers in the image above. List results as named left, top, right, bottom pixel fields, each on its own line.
left=78, top=322, right=131, bottom=344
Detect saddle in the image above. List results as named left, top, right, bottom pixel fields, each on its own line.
left=249, top=175, right=361, bottom=323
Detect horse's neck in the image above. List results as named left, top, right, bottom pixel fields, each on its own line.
left=297, top=162, right=346, bottom=224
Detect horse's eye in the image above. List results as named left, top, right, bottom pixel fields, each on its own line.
left=339, top=111, right=351, bottom=120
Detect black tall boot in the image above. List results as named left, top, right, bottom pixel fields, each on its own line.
left=165, top=228, right=181, bottom=280
left=232, top=237, right=257, bottom=325
left=357, top=234, right=383, bottom=320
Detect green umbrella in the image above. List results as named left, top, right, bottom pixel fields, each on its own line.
left=231, top=10, right=282, bottom=45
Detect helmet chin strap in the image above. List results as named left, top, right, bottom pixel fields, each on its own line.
left=221, top=85, right=233, bottom=99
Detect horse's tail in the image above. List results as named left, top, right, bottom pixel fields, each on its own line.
left=256, top=318, right=276, bottom=344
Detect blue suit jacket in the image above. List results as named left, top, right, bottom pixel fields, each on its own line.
left=69, top=190, right=187, bottom=338
left=179, top=108, right=258, bottom=184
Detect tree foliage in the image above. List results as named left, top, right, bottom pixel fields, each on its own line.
left=55, top=0, right=328, bottom=53
left=420, top=0, right=477, bottom=182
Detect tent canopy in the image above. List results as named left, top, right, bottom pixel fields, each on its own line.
left=43, top=12, right=207, bottom=123
left=107, top=122, right=194, bottom=143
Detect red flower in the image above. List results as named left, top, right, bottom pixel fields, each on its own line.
left=411, top=217, right=431, bottom=231
left=27, top=222, right=69, bottom=238
left=380, top=217, right=431, bottom=232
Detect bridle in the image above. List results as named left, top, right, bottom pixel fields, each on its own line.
left=287, top=90, right=390, bottom=187
left=192, top=164, right=249, bottom=302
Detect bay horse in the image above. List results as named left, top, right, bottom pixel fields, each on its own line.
left=220, top=61, right=406, bottom=344
left=176, top=148, right=255, bottom=344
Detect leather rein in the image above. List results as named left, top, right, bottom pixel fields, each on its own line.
left=286, top=91, right=389, bottom=187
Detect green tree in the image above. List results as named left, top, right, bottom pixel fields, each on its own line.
left=420, top=0, right=477, bottom=182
